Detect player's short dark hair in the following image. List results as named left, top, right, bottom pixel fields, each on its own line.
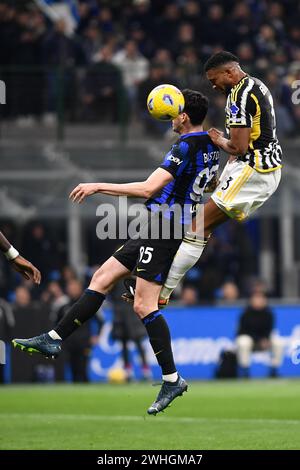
left=204, top=51, right=239, bottom=72
left=182, top=89, right=209, bottom=125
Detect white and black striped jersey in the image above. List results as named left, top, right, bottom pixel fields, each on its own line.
left=225, top=75, right=282, bottom=172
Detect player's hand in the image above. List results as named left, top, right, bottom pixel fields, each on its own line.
left=204, top=172, right=220, bottom=193
left=11, top=255, right=41, bottom=284
left=69, top=183, right=99, bottom=203
left=208, top=128, right=224, bottom=145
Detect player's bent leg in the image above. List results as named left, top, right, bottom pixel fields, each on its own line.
left=133, top=276, right=162, bottom=319
left=13, top=257, right=130, bottom=359
left=160, top=199, right=228, bottom=302
left=134, top=277, right=188, bottom=415
left=89, top=256, right=131, bottom=293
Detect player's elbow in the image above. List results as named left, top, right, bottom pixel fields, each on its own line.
left=231, top=144, right=248, bottom=156
left=238, top=144, right=248, bottom=155
left=143, top=185, right=155, bottom=199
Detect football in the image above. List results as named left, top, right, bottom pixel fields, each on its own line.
left=147, top=84, right=185, bottom=121
left=107, top=367, right=127, bottom=384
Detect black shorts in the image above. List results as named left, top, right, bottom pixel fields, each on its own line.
left=113, top=211, right=184, bottom=284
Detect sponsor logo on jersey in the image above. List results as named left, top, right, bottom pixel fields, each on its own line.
left=230, top=102, right=239, bottom=115
left=167, top=155, right=183, bottom=165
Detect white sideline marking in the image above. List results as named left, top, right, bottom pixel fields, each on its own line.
left=1, top=413, right=300, bottom=426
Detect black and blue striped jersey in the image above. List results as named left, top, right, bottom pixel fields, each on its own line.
left=146, top=131, right=220, bottom=225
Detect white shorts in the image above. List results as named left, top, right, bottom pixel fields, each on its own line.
left=211, top=159, right=281, bottom=221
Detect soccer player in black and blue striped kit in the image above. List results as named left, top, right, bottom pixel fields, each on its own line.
left=13, top=89, right=220, bottom=415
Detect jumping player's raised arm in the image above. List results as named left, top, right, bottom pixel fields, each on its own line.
left=208, top=127, right=251, bottom=156
left=0, top=231, right=41, bottom=284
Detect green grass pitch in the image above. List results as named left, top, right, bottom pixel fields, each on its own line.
left=1, top=380, right=300, bottom=450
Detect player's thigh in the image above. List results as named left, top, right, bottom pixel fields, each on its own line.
left=211, top=161, right=280, bottom=222
left=204, top=198, right=229, bottom=235
left=191, top=198, right=229, bottom=237
left=89, top=256, right=131, bottom=292
left=112, top=238, right=141, bottom=272
left=133, top=238, right=182, bottom=284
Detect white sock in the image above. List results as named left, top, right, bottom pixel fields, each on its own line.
left=160, top=236, right=208, bottom=300
left=48, top=330, right=62, bottom=340
left=163, top=372, right=178, bottom=383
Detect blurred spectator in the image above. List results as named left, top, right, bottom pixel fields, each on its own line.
left=14, top=286, right=34, bottom=310
left=11, top=286, right=52, bottom=382
left=219, top=281, right=240, bottom=304
left=110, top=281, right=152, bottom=381
left=201, top=4, right=229, bottom=54
left=180, top=285, right=198, bottom=306
left=81, top=20, right=103, bottom=63
left=43, top=18, right=86, bottom=122
left=54, top=279, right=103, bottom=382
left=82, top=44, right=123, bottom=122
left=155, top=3, right=181, bottom=50
left=228, top=3, right=254, bottom=49
left=255, top=24, right=278, bottom=57
left=22, top=223, right=56, bottom=281
left=173, top=22, right=196, bottom=58
left=61, top=266, right=77, bottom=288
left=42, top=281, right=69, bottom=320
left=176, top=46, right=202, bottom=89
left=10, top=8, right=46, bottom=125
left=249, top=278, right=269, bottom=296
left=235, top=43, right=256, bottom=75
left=112, top=39, right=149, bottom=111
left=236, top=292, right=284, bottom=378
left=0, top=297, right=15, bottom=383
left=97, top=6, right=114, bottom=39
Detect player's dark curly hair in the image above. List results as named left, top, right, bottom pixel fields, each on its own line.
left=182, top=89, right=209, bottom=125
left=204, top=51, right=239, bottom=72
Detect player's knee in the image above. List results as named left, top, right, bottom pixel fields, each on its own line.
left=236, top=335, right=253, bottom=350
left=133, top=299, right=144, bottom=318
left=90, top=266, right=112, bottom=292
left=271, top=336, right=284, bottom=351
left=133, top=298, right=149, bottom=319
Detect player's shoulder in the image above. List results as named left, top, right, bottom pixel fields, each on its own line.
left=180, top=131, right=210, bottom=145
left=180, top=131, right=219, bottom=152
left=230, top=76, right=256, bottom=102
left=231, top=75, right=270, bottom=104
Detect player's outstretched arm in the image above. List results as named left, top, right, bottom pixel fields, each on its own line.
left=69, top=168, right=174, bottom=203
left=0, top=231, right=41, bottom=284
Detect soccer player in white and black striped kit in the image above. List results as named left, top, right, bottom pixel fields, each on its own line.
left=159, top=51, right=282, bottom=305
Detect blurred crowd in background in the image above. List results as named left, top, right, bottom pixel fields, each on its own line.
left=0, top=0, right=300, bottom=136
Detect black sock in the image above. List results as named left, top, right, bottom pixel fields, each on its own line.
left=142, top=310, right=176, bottom=375
left=55, top=289, right=105, bottom=340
